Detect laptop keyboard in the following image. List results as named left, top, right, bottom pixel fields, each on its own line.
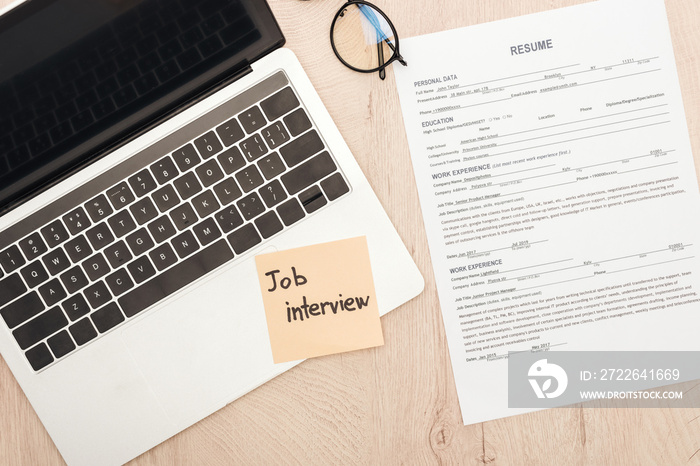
left=0, top=71, right=350, bottom=372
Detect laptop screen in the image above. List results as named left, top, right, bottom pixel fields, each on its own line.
left=0, top=0, right=283, bottom=214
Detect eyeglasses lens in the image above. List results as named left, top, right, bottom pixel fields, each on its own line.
left=331, top=4, right=398, bottom=71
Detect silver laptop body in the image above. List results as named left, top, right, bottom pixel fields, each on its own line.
left=0, top=1, right=423, bottom=464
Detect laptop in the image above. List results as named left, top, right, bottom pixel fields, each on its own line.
left=0, top=0, right=424, bottom=464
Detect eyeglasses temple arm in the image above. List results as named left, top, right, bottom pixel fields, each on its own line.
left=377, top=31, right=386, bottom=80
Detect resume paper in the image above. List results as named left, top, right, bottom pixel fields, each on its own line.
left=393, top=0, right=700, bottom=424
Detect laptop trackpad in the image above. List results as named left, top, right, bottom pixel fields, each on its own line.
left=120, top=253, right=290, bottom=426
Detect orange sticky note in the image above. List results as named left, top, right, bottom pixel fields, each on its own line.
left=255, top=236, right=384, bottom=363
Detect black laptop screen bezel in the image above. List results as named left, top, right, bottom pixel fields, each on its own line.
left=0, top=0, right=284, bottom=216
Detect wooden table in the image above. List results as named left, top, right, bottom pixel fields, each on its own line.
left=1, top=0, right=699, bottom=464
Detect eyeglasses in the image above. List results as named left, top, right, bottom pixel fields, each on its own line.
left=301, top=1, right=407, bottom=80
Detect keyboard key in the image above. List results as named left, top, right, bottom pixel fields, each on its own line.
left=261, top=87, right=299, bottom=121
left=64, top=235, right=93, bottom=263
left=238, top=105, right=266, bottom=133
left=109, top=210, right=137, bottom=238
left=84, top=281, right=111, bottom=309
left=105, top=269, right=134, bottom=296
left=172, top=144, right=201, bottom=171
left=152, top=184, right=180, bottom=212
left=149, top=243, right=178, bottom=271
left=21, top=261, right=49, bottom=288
left=213, top=177, right=242, bottom=206
left=26, top=343, right=54, bottom=371
left=173, top=171, right=203, bottom=199
left=148, top=215, right=177, bottom=243
left=0, top=245, right=25, bottom=274
left=70, top=318, right=98, bottom=346
left=227, top=224, right=261, bottom=255
left=196, top=159, right=224, bottom=187
left=283, top=108, right=312, bottom=137
left=126, top=228, right=155, bottom=257
left=0, top=273, right=27, bottom=306
left=151, top=156, right=179, bottom=184
left=193, top=131, right=223, bottom=159
left=0, top=245, right=26, bottom=274
left=259, top=180, right=287, bottom=208
left=38, top=278, right=67, bottom=307
left=170, top=203, right=199, bottom=231
left=47, top=330, right=76, bottom=359
left=277, top=198, right=306, bottom=226
left=128, top=256, right=156, bottom=284
left=191, top=190, right=220, bottom=218
left=84, top=194, right=114, bottom=222
left=281, top=151, right=337, bottom=195
left=43, top=248, right=71, bottom=275
left=279, top=130, right=324, bottom=167
left=60, top=266, right=89, bottom=295
left=91, top=303, right=125, bottom=333
left=172, top=230, right=199, bottom=258
left=86, top=222, right=115, bottom=250
left=41, top=220, right=70, bottom=248
left=62, top=207, right=91, bottom=235
left=130, top=197, right=159, bottom=225
left=216, top=117, right=244, bottom=146
left=255, top=212, right=283, bottom=239
left=217, top=146, right=246, bottom=174
left=119, top=239, right=234, bottom=318
left=1, top=291, right=43, bottom=328
left=104, top=241, right=133, bottom=268
left=215, top=206, right=244, bottom=233
left=321, top=173, right=350, bottom=201
left=192, top=218, right=222, bottom=246
left=236, top=193, right=265, bottom=221
left=235, top=166, right=264, bottom=193
left=128, top=169, right=158, bottom=197
left=18, top=233, right=48, bottom=261
left=62, top=294, right=90, bottom=321
left=261, top=121, right=290, bottom=150
left=299, top=186, right=328, bottom=214
left=106, top=182, right=136, bottom=210
left=239, top=134, right=267, bottom=162
left=83, top=253, right=110, bottom=281
left=13, top=307, right=68, bottom=350
left=258, top=152, right=286, bottom=180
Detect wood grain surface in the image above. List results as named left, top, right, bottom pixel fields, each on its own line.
left=1, top=0, right=700, bottom=464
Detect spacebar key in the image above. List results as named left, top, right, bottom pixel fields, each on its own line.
left=118, top=239, right=234, bottom=317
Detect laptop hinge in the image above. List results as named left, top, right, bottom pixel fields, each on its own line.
left=193, top=61, right=254, bottom=105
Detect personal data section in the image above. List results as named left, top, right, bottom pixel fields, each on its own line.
left=394, top=0, right=700, bottom=424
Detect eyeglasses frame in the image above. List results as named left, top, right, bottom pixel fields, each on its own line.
left=329, top=0, right=407, bottom=80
